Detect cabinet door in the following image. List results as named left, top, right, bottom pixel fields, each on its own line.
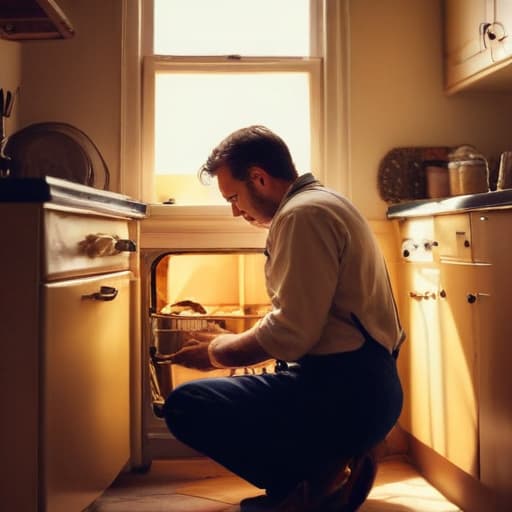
left=398, top=263, right=443, bottom=450
left=494, top=0, right=512, bottom=58
left=444, top=0, right=495, bottom=92
left=438, top=263, right=482, bottom=477
left=472, top=211, right=512, bottom=506
left=475, top=0, right=512, bottom=67
left=43, top=271, right=131, bottom=512
left=399, top=259, right=481, bottom=477
left=445, top=0, right=490, bottom=63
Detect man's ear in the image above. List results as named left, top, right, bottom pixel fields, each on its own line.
left=248, top=166, right=268, bottom=187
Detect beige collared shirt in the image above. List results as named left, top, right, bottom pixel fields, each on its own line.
left=253, top=173, right=404, bottom=361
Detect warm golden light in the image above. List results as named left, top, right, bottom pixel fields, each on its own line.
left=154, top=72, right=312, bottom=204
left=150, top=0, right=314, bottom=205
left=154, top=0, right=310, bottom=56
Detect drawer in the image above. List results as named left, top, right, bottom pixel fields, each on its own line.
left=433, top=213, right=473, bottom=262
left=44, top=208, right=135, bottom=279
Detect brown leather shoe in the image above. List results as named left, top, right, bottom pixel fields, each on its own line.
left=240, top=451, right=377, bottom=512
left=316, top=450, right=378, bottom=512
left=288, top=450, right=377, bottom=512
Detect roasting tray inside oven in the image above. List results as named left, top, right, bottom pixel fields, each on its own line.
left=151, top=309, right=267, bottom=354
left=149, top=308, right=273, bottom=415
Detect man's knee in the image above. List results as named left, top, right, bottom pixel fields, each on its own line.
left=162, top=382, right=198, bottom=436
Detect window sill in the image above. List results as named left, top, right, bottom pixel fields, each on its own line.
left=141, top=204, right=267, bottom=250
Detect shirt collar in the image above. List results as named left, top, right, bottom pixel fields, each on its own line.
left=284, top=173, right=320, bottom=200
left=271, top=173, right=321, bottom=222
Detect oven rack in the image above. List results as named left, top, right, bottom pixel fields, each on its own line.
left=151, top=312, right=264, bottom=330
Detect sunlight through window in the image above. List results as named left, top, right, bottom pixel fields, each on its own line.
left=154, top=0, right=310, bottom=56
left=155, top=72, right=311, bottom=175
left=146, top=0, right=319, bottom=205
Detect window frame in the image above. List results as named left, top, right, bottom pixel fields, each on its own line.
left=119, top=0, right=349, bottom=204
left=142, top=55, right=323, bottom=203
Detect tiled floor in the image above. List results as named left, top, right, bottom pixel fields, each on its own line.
left=91, top=456, right=462, bottom=512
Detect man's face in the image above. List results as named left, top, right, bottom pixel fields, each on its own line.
left=216, top=166, right=280, bottom=228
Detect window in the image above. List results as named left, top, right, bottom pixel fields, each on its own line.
left=141, top=0, right=324, bottom=205
left=153, top=0, right=310, bottom=56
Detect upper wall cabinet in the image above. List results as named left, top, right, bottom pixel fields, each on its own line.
left=0, top=0, right=74, bottom=41
left=444, top=0, right=512, bottom=94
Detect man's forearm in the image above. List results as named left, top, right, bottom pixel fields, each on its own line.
left=208, top=326, right=272, bottom=368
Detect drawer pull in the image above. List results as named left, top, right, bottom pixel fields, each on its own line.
left=409, top=291, right=436, bottom=300
left=115, top=239, right=136, bottom=252
left=82, top=286, right=119, bottom=301
left=79, top=234, right=136, bottom=257
left=467, top=293, right=477, bottom=304
left=466, top=292, right=490, bottom=304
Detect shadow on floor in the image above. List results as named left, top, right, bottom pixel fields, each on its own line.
left=92, top=457, right=461, bottom=512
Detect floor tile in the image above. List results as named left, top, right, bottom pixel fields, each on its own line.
left=92, top=493, right=229, bottom=512
left=93, top=456, right=462, bottom=512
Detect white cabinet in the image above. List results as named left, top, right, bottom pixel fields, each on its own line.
left=0, top=202, right=137, bottom=512
left=398, top=261, right=442, bottom=450
left=44, top=272, right=130, bottom=512
left=437, top=262, right=483, bottom=477
left=444, top=0, right=512, bottom=93
left=398, top=253, right=482, bottom=477
left=470, top=211, right=512, bottom=509
left=395, top=209, right=512, bottom=510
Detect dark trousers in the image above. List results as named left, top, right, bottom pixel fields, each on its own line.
left=163, top=337, right=403, bottom=495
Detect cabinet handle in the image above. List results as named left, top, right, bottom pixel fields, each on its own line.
left=423, top=240, right=439, bottom=250
left=82, top=286, right=119, bottom=301
left=466, top=292, right=491, bottom=304
left=79, top=234, right=137, bottom=257
left=409, top=291, right=436, bottom=300
left=482, top=22, right=506, bottom=45
left=115, top=239, right=137, bottom=252
left=467, top=293, right=477, bottom=304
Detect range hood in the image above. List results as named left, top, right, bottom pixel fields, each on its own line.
left=0, top=0, right=74, bottom=41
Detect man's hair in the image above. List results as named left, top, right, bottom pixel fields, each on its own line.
left=198, top=125, right=298, bottom=184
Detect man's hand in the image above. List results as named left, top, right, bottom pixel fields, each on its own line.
left=169, top=338, right=216, bottom=371
left=170, top=326, right=272, bottom=370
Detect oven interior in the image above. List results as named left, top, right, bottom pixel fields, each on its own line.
left=147, top=250, right=274, bottom=418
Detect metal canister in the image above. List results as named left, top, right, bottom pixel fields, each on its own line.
left=448, top=146, right=489, bottom=196
left=424, top=159, right=449, bottom=198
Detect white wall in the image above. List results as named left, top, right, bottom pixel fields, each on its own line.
left=13, top=0, right=512, bottom=219
left=349, top=0, right=512, bottom=219
left=18, top=0, right=122, bottom=191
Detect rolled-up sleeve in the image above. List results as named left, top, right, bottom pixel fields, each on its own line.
left=254, top=206, right=346, bottom=361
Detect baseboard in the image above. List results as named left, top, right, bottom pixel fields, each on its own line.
left=407, top=433, right=499, bottom=512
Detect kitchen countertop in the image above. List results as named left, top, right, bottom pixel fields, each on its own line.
left=386, top=188, right=512, bottom=219
left=0, top=176, right=147, bottom=218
